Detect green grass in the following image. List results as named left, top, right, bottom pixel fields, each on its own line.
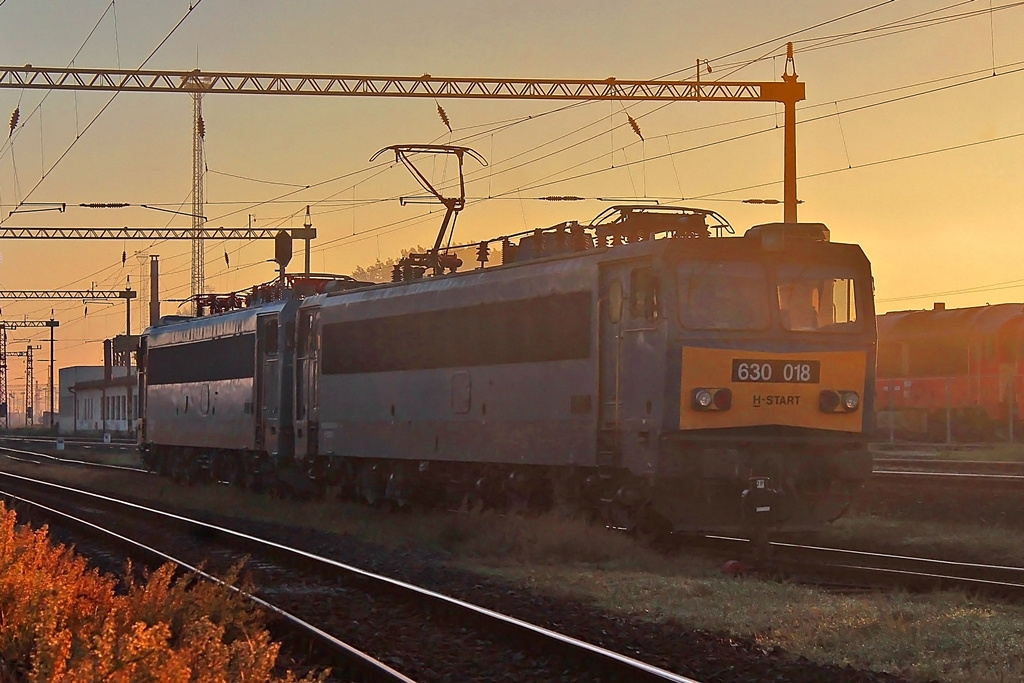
left=484, top=564, right=1024, bottom=682
left=819, top=514, right=1024, bottom=566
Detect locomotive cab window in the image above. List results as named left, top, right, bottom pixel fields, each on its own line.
left=678, top=262, right=769, bottom=330
left=263, top=319, right=279, bottom=354
left=629, top=268, right=660, bottom=321
left=297, top=312, right=316, bottom=354
left=607, top=280, right=623, bottom=323
left=777, top=267, right=861, bottom=333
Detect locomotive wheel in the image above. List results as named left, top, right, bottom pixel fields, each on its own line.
left=603, top=500, right=672, bottom=542
left=224, top=457, right=246, bottom=489
left=152, top=451, right=170, bottom=477
left=357, top=462, right=385, bottom=506
left=504, top=469, right=551, bottom=514
left=310, top=476, right=327, bottom=501
left=174, top=455, right=201, bottom=486
left=244, top=470, right=264, bottom=494
left=384, top=468, right=412, bottom=509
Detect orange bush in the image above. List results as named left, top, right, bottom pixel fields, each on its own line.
left=0, top=502, right=325, bottom=682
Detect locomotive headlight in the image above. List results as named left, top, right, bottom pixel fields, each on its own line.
left=841, top=391, right=860, bottom=412
left=819, top=390, right=840, bottom=413
left=820, top=390, right=860, bottom=413
left=693, top=389, right=714, bottom=409
left=713, top=388, right=732, bottom=410
left=692, top=388, right=732, bottom=411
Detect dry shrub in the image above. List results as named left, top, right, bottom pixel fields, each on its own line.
left=0, top=502, right=324, bottom=683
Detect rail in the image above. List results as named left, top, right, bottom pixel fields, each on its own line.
left=0, top=485, right=413, bottom=682
left=0, top=469, right=701, bottom=683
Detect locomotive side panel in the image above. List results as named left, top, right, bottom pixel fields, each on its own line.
left=316, top=361, right=594, bottom=465
left=146, top=378, right=255, bottom=449
left=144, top=332, right=257, bottom=450
left=141, top=307, right=273, bottom=453
left=309, top=258, right=600, bottom=467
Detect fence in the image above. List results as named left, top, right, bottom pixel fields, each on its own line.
left=876, top=373, right=1021, bottom=445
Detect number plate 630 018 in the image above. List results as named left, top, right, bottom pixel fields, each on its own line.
left=731, top=359, right=820, bottom=384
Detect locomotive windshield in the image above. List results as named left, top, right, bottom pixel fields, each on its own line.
left=677, top=261, right=865, bottom=333
left=776, top=265, right=861, bottom=333
left=678, top=262, right=770, bottom=330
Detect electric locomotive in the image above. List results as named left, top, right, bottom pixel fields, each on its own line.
left=138, top=205, right=875, bottom=534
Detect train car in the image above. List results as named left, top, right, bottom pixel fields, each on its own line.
left=138, top=277, right=366, bottom=485
left=280, top=206, right=876, bottom=533
left=876, top=302, right=1024, bottom=439
left=139, top=299, right=297, bottom=484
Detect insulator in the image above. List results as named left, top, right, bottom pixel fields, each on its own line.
left=224, top=251, right=230, bottom=267
left=440, top=253, right=463, bottom=273
left=8, top=107, right=19, bottom=137
left=501, top=237, right=515, bottom=265
left=391, top=264, right=403, bottom=282
left=436, top=103, right=452, bottom=133
left=197, top=115, right=205, bottom=138
left=122, top=250, right=127, bottom=266
left=627, top=115, right=644, bottom=141
left=476, top=241, right=490, bottom=265
left=539, top=195, right=584, bottom=201
left=570, top=223, right=587, bottom=251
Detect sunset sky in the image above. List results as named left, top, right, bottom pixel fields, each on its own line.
left=1, top=0, right=1024, bottom=394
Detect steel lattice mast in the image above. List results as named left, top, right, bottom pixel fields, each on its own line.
left=0, top=295, right=129, bottom=432
left=8, top=346, right=40, bottom=427
left=0, top=326, right=7, bottom=429
left=0, top=47, right=806, bottom=222
left=0, top=321, right=57, bottom=429
left=184, top=74, right=212, bottom=315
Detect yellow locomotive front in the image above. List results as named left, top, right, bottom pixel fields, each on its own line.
left=647, top=222, right=875, bottom=533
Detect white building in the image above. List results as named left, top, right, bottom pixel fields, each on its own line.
left=58, top=365, right=137, bottom=437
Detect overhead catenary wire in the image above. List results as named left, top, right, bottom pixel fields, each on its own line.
left=0, top=1, right=119, bottom=161
left=138, top=53, right=1024, bottom=299
left=19, top=42, right=1024, bottom=299
left=8, top=0, right=1024, bottom=368
left=0, top=1, right=206, bottom=225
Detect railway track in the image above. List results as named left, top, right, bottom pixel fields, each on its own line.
left=0, top=443, right=148, bottom=473
left=5, top=438, right=1023, bottom=599
left=700, top=535, right=1024, bottom=599
left=874, top=457, right=1024, bottom=475
left=872, top=457, right=1024, bottom=489
left=0, top=482, right=411, bottom=682
left=0, top=433, right=134, bottom=451
left=0, top=470, right=700, bottom=683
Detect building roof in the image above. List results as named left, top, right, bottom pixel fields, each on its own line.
left=73, top=374, right=136, bottom=391
left=878, top=303, right=1024, bottom=340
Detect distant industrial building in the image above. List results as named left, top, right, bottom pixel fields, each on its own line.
left=58, top=336, right=139, bottom=437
